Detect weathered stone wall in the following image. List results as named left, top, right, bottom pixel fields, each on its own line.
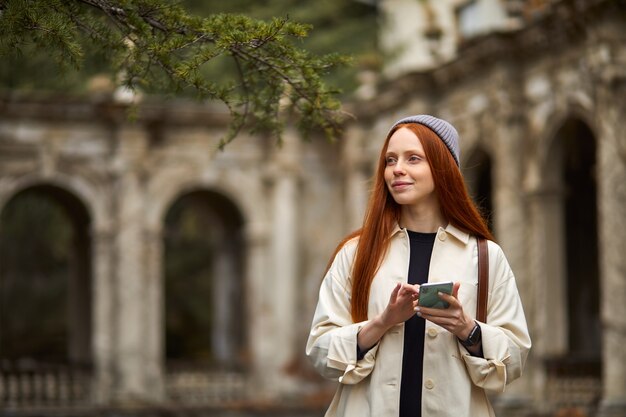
left=0, top=98, right=348, bottom=407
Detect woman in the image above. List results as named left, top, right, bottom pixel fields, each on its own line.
left=306, top=115, right=531, bottom=417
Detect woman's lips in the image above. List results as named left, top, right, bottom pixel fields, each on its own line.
left=392, top=182, right=413, bottom=189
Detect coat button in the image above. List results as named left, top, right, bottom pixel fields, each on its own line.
left=437, top=231, right=447, bottom=241
left=427, top=328, right=438, bottom=338
left=425, top=379, right=435, bottom=389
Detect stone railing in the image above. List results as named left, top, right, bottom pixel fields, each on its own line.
left=544, top=356, right=602, bottom=414
left=165, top=370, right=249, bottom=405
left=1, top=360, right=251, bottom=408
left=165, top=363, right=249, bottom=406
left=0, top=360, right=92, bottom=407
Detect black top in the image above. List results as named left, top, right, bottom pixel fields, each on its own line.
left=400, top=230, right=436, bottom=417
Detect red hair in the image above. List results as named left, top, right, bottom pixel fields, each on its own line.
left=328, top=123, right=494, bottom=323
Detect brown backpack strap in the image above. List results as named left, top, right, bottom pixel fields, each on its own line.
left=477, top=237, right=489, bottom=323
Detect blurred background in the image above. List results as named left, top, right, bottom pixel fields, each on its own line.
left=1, top=0, right=625, bottom=416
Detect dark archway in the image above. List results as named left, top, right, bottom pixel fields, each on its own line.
left=557, top=119, right=601, bottom=365
left=464, top=146, right=494, bottom=233
left=163, top=190, right=246, bottom=371
left=543, top=117, right=602, bottom=394
left=0, top=184, right=92, bottom=365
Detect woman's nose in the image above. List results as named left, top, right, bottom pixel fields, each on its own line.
left=393, top=162, right=406, bottom=175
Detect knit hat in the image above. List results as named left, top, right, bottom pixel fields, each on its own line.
left=389, top=115, right=460, bottom=167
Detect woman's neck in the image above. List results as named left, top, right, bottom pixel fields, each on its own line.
left=399, top=204, right=447, bottom=233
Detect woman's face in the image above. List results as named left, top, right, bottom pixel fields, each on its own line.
left=384, top=127, right=437, bottom=208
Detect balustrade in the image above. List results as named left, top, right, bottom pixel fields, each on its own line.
left=0, top=361, right=92, bottom=407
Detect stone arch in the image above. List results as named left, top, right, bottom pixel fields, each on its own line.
left=463, top=145, right=494, bottom=233
left=162, top=187, right=247, bottom=370
left=0, top=174, right=105, bottom=232
left=538, top=106, right=597, bottom=171
left=0, top=182, right=93, bottom=366
left=540, top=114, right=601, bottom=379
left=146, top=170, right=255, bottom=235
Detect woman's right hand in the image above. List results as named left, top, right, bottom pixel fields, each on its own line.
left=357, top=283, right=419, bottom=351
left=380, top=283, right=420, bottom=327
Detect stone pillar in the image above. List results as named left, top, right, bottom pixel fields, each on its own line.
left=491, top=113, right=536, bottom=409
left=245, top=221, right=272, bottom=396
left=493, top=115, right=528, bottom=308
left=596, top=82, right=626, bottom=416
left=92, top=228, right=115, bottom=404
left=524, top=146, right=568, bottom=414
left=113, top=171, right=151, bottom=403
left=342, top=126, right=369, bottom=231
left=267, top=132, right=300, bottom=395
left=521, top=73, right=570, bottom=413
left=143, top=227, right=165, bottom=399
left=103, top=121, right=158, bottom=404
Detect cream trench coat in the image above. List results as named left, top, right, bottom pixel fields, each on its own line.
left=306, top=224, right=531, bottom=417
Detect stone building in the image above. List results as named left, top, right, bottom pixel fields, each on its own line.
left=1, top=0, right=625, bottom=416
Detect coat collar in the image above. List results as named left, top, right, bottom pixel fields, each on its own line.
left=391, top=222, right=470, bottom=245
left=442, top=223, right=470, bottom=245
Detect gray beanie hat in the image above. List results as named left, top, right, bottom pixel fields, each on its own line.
left=389, top=115, right=460, bottom=167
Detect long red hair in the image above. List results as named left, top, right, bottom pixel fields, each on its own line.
left=328, top=123, right=494, bottom=322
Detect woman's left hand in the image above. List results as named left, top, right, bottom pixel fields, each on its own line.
left=416, top=282, right=475, bottom=341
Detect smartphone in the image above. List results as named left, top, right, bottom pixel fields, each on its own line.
left=418, top=281, right=453, bottom=309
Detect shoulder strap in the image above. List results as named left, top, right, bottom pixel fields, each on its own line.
left=477, top=237, right=489, bottom=323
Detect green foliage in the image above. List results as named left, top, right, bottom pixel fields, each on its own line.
left=183, top=0, right=381, bottom=91
left=0, top=0, right=363, bottom=146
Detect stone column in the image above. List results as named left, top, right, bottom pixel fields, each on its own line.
left=493, top=115, right=528, bottom=307
left=92, top=228, right=115, bottom=404
left=526, top=186, right=568, bottom=413
left=342, top=126, right=369, bottom=231
left=102, top=121, right=158, bottom=404
left=524, top=141, right=568, bottom=414
left=596, top=82, right=626, bottom=416
left=113, top=171, right=151, bottom=403
left=267, top=132, right=300, bottom=395
left=143, top=227, right=165, bottom=399
left=491, top=113, right=536, bottom=409
left=245, top=221, right=272, bottom=396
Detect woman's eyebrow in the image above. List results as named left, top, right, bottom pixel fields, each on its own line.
left=389, top=149, right=421, bottom=154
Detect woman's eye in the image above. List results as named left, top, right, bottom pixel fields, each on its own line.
left=386, top=157, right=397, bottom=165
left=409, top=155, right=420, bottom=162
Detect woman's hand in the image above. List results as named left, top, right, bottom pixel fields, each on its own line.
left=357, top=283, right=419, bottom=351
left=416, top=282, right=476, bottom=341
left=380, top=282, right=420, bottom=328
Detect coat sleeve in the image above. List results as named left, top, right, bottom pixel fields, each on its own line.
left=305, top=241, right=379, bottom=385
left=460, top=242, right=532, bottom=392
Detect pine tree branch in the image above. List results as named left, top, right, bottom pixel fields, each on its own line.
left=69, top=1, right=333, bottom=111
left=1, top=0, right=347, bottom=145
